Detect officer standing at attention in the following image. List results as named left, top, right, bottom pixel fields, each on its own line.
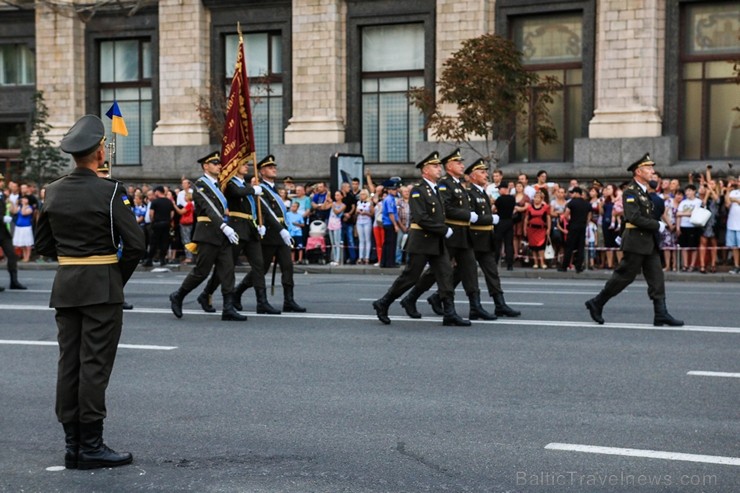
left=372, top=151, right=469, bottom=326
left=242, top=155, right=306, bottom=312
left=398, top=148, right=495, bottom=321
left=34, top=115, right=146, bottom=470
left=196, top=158, right=282, bottom=315
left=463, top=159, right=521, bottom=318
left=0, top=172, right=27, bottom=291
left=585, top=153, right=683, bottom=326
left=169, top=151, right=246, bottom=321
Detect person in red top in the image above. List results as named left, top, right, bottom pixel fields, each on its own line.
left=173, top=192, right=195, bottom=263
left=524, top=191, right=551, bottom=269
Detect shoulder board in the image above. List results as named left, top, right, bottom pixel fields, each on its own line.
left=47, top=174, right=69, bottom=185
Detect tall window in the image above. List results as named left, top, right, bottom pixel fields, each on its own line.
left=512, top=14, right=583, bottom=163
left=99, top=39, right=152, bottom=165
left=361, top=24, right=426, bottom=163
left=0, top=43, right=35, bottom=86
left=225, top=32, right=283, bottom=159
left=680, top=3, right=740, bottom=160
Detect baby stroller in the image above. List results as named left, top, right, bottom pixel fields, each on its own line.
left=305, top=220, right=327, bottom=264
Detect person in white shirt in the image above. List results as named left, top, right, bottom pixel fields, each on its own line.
left=510, top=173, right=536, bottom=201
left=676, top=184, right=702, bottom=271
left=176, top=178, right=192, bottom=207
left=725, top=177, right=740, bottom=274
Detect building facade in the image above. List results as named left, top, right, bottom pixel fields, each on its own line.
left=0, top=0, right=738, bottom=184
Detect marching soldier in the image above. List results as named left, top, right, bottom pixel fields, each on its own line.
left=240, top=155, right=306, bottom=312
left=0, top=172, right=27, bottom=291
left=168, top=151, right=246, bottom=321
left=372, top=151, right=469, bottom=326
left=35, top=115, right=146, bottom=469
left=463, top=159, right=521, bottom=317
left=196, top=158, right=282, bottom=315
left=585, top=153, right=683, bottom=326
left=398, top=149, right=495, bottom=321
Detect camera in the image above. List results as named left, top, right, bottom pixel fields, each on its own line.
left=706, top=164, right=712, bottom=170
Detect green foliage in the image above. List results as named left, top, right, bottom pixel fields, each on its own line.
left=19, top=91, right=69, bottom=187
left=409, top=33, right=561, bottom=164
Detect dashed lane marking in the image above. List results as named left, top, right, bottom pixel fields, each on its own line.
left=687, top=371, right=740, bottom=379
left=545, top=443, right=740, bottom=466
left=0, top=340, right=177, bottom=350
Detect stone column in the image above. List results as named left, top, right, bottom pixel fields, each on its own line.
left=589, top=0, right=665, bottom=138
left=35, top=4, right=86, bottom=144
left=152, top=0, right=210, bottom=146
left=284, top=0, right=346, bottom=145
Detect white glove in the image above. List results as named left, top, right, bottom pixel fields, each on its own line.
left=220, top=223, right=239, bottom=244
left=280, top=228, right=292, bottom=246
left=658, top=221, right=666, bottom=234
left=3, top=216, right=11, bottom=224
left=492, top=214, right=500, bottom=225
left=445, top=227, right=453, bottom=239
left=257, top=225, right=266, bottom=237
left=469, top=211, right=479, bottom=224
left=252, top=185, right=263, bottom=196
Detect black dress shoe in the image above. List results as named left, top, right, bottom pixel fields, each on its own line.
left=122, top=301, right=133, bottom=310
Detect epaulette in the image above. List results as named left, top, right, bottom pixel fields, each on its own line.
left=102, top=177, right=124, bottom=185
left=47, top=174, right=69, bottom=185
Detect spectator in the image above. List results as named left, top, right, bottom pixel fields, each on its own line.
left=586, top=217, right=598, bottom=270
left=485, top=168, right=505, bottom=200
left=176, top=178, right=192, bottom=207
left=661, top=188, right=681, bottom=272
left=512, top=173, right=536, bottom=200
left=282, top=176, right=296, bottom=197
left=512, top=182, right=530, bottom=265
left=380, top=184, right=399, bottom=268
left=534, top=170, right=550, bottom=197
left=395, top=185, right=410, bottom=265
left=285, top=201, right=305, bottom=264
left=327, top=190, right=346, bottom=266
left=310, top=181, right=332, bottom=222
left=355, top=189, right=374, bottom=265
left=524, top=190, right=551, bottom=269
left=173, top=192, right=195, bottom=264
left=371, top=185, right=385, bottom=265
left=350, top=178, right=361, bottom=200
left=278, top=188, right=291, bottom=210
left=549, top=187, right=568, bottom=261
left=676, top=184, right=702, bottom=271
left=725, top=176, right=740, bottom=274
left=698, top=180, right=720, bottom=273
left=144, top=186, right=174, bottom=267
left=12, top=195, right=34, bottom=262
left=340, top=182, right=357, bottom=264
left=494, top=185, right=516, bottom=270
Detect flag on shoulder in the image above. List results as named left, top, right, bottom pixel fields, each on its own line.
left=105, top=101, right=129, bottom=136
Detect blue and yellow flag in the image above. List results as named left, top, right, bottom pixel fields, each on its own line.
left=105, top=101, right=128, bottom=136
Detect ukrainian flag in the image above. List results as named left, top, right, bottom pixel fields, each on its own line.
left=105, top=101, right=129, bottom=136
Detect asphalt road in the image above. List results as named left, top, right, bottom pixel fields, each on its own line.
left=1, top=270, right=738, bottom=493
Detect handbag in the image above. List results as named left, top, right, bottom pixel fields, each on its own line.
left=689, top=206, right=711, bottom=227
left=544, top=239, right=555, bottom=260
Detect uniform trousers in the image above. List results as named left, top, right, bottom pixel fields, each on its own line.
left=467, top=250, right=503, bottom=296
left=0, top=231, right=18, bottom=272
left=601, top=246, right=665, bottom=300
left=204, top=239, right=267, bottom=293
left=416, top=244, right=479, bottom=296
left=55, top=303, right=123, bottom=423
left=181, top=241, right=235, bottom=294
left=383, top=250, right=455, bottom=301
left=247, top=243, right=294, bottom=288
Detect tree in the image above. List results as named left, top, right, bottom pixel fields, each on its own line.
left=19, top=91, right=69, bottom=188
left=409, top=33, right=561, bottom=165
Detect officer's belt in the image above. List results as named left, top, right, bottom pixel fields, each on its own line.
left=58, top=254, right=118, bottom=266
left=228, top=211, right=253, bottom=220
left=470, top=225, right=493, bottom=231
left=445, top=219, right=470, bottom=227
left=197, top=216, right=211, bottom=222
left=625, top=223, right=638, bottom=229
left=410, top=223, right=424, bottom=230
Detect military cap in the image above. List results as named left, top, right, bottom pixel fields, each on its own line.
left=60, top=115, right=106, bottom=156
left=97, top=161, right=110, bottom=173
left=627, top=153, right=654, bottom=173
left=283, top=176, right=294, bottom=183
left=197, top=151, right=221, bottom=166
left=416, top=151, right=441, bottom=169
left=0, top=172, right=4, bottom=180
left=465, top=158, right=488, bottom=175
left=592, top=179, right=604, bottom=188
left=441, top=148, right=463, bottom=165
left=257, top=155, right=276, bottom=169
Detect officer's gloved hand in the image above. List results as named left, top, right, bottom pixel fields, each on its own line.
left=492, top=214, right=500, bottom=225
left=445, top=227, right=453, bottom=239
left=658, top=221, right=666, bottom=233
left=2, top=216, right=11, bottom=224
left=220, top=223, right=239, bottom=244
left=280, top=228, right=292, bottom=246
left=257, top=225, right=266, bottom=237
left=252, top=185, right=263, bottom=196
left=469, top=211, right=479, bottom=224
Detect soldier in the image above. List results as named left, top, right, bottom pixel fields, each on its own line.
left=463, top=159, right=521, bottom=317
left=398, top=148, right=495, bottom=321
left=0, top=172, right=27, bottom=291
left=372, top=152, right=469, bottom=326
left=168, top=151, right=246, bottom=321
left=34, top=115, right=146, bottom=469
left=585, top=153, right=683, bottom=326
left=240, top=155, right=306, bottom=313
left=196, top=158, right=281, bottom=315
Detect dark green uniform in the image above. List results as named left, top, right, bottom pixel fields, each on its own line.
left=466, top=183, right=504, bottom=296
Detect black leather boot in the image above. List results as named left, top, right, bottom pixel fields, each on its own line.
left=653, top=299, right=684, bottom=327
left=283, top=286, right=307, bottom=313
left=222, top=293, right=248, bottom=321
left=77, top=420, right=133, bottom=470
left=585, top=291, right=609, bottom=324
left=399, top=287, right=423, bottom=319
left=197, top=291, right=216, bottom=313
left=493, top=293, right=521, bottom=317
left=62, top=422, right=79, bottom=469
left=0, top=285, right=5, bottom=292
left=255, top=288, right=281, bottom=314
left=372, top=295, right=394, bottom=325
left=233, top=278, right=252, bottom=311
left=427, top=292, right=444, bottom=316
left=9, top=270, right=26, bottom=290
left=442, top=298, right=471, bottom=327
left=169, top=288, right=189, bottom=319
left=121, top=301, right=134, bottom=310
left=468, top=291, right=496, bottom=320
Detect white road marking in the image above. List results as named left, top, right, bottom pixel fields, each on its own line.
left=45, top=466, right=66, bottom=472
left=687, top=371, right=740, bottom=379
left=358, top=298, right=542, bottom=306
left=0, top=340, right=177, bottom=351
left=545, top=443, right=740, bottom=466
